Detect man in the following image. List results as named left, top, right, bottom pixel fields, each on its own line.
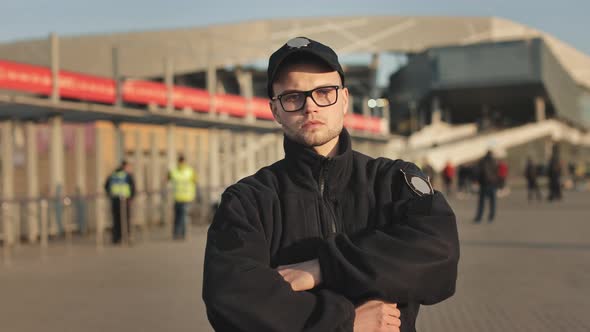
left=474, top=150, right=498, bottom=222
left=203, top=37, right=459, bottom=332
left=524, top=156, right=542, bottom=201
left=547, top=145, right=562, bottom=201
left=104, top=160, right=135, bottom=244
left=168, top=155, right=197, bottom=239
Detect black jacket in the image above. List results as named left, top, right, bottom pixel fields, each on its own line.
left=104, top=169, right=136, bottom=200
left=203, top=129, right=459, bottom=332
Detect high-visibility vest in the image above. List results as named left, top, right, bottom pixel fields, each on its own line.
left=109, top=171, right=131, bottom=198
left=170, top=165, right=196, bottom=202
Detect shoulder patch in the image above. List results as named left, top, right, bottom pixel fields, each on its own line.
left=400, top=169, right=434, bottom=196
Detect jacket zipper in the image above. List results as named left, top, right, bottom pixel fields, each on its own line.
left=319, top=160, right=337, bottom=234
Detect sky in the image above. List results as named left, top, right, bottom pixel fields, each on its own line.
left=1, top=0, right=588, bottom=85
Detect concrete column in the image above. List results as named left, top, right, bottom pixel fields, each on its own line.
left=196, top=132, right=208, bottom=223
left=112, top=47, right=122, bottom=108
left=369, top=53, right=379, bottom=98
left=49, top=117, right=65, bottom=192
left=50, top=33, right=60, bottom=103
left=114, top=123, right=125, bottom=164
left=409, top=100, right=417, bottom=134
left=1, top=121, right=15, bottom=246
left=208, top=129, right=221, bottom=205
left=75, top=126, right=86, bottom=195
left=480, top=104, right=491, bottom=130
left=382, top=100, right=390, bottom=128
left=246, top=132, right=257, bottom=176
left=444, top=108, right=452, bottom=124
left=207, top=66, right=217, bottom=117
left=49, top=116, right=65, bottom=234
left=184, top=132, right=194, bottom=167
left=94, top=126, right=106, bottom=246
left=431, top=97, right=442, bottom=125
left=74, top=125, right=86, bottom=235
left=231, top=132, right=242, bottom=181
left=25, top=122, right=39, bottom=243
left=166, top=124, right=176, bottom=171
left=133, top=130, right=146, bottom=236
left=236, top=68, right=255, bottom=122
left=535, top=96, right=546, bottom=122
left=264, top=138, right=273, bottom=166
left=221, top=130, right=233, bottom=187
left=165, top=124, right=176, bottom=229
left=133, top=131, right=145, bottom=192
left=148, top=131, right=161, bottom=225
left=165, top=58, right=174, bottom=112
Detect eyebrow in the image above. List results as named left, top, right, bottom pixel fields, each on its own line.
left=278, top=84, right=340, bottom=95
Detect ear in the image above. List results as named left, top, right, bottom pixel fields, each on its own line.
left=269, top=100, right=283, bottom=125
left=341, top=87, right=349, bottom=115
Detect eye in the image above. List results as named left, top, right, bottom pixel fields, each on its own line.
left=282, top=93, right=302, bottom=103
left=315, top=87, right=333, bottom=96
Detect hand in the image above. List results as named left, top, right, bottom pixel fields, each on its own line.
left=276, top=259, right=322, bottom=291
left=353, top=300, right=401, bottom=332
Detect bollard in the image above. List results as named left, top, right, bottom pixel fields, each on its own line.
left=63, top=197, right=73, bottom=246
left=40, top=199, right=49, bottom=248
left=2, top=202, right=13, bottom=252
left=139, top=194, right=149, bottom=243
left=2, top=203, right=13, bottom=265
left=96, top=195, right=105, bottom=250
left=13, top=202, right=21, bottom=249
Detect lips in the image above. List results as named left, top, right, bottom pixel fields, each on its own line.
left=302, top=119, right=325, bottom=128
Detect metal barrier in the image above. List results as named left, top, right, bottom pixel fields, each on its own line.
left=0, top=187, right=219, bottom=264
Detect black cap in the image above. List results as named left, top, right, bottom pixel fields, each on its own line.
left=267, top=37, right=345, bottom=98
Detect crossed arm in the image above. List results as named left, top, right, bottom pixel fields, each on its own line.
left=277, top=259, right=401, bottom=331
left=204, top=184, right=458, bottom=332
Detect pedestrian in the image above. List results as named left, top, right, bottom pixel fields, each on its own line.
left=168, top=155, right=197, bottom=240
left=573, top=159, right=587, bottom=191
left=547, top=145, right=563, bottom=201
left=202, top=36, right=459, bottom=332
left=442, top=161, right=455, bottom=196
left=497, top=159, right=510, bottom=197
left=104, top=160, right=135, bottom=244
left=421, top=158, right=436, bottom=188
left=524, top=157, right=542, bottom=201
left=474, top=150, right=498, bottom=222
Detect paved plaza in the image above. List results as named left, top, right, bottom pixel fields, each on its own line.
left=1, top=188, right=589, bottom=331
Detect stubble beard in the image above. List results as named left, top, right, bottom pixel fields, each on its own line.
left=285, top=122, right=342, bottom=148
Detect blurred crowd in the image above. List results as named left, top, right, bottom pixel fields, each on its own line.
left=419, top=149, right=589, bottom=202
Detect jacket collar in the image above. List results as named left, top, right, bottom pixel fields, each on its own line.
left=283, top=128, right=353, bottom=197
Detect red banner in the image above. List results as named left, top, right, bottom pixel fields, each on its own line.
left=0, top=60, right=52, bottom=95
left=215, top=93, right=247, bottom=117
left=344, top=113, right=383, bottom=134
left=173, top=86, right=210, bottom=112
left=60, top=71, right=115, bottom=103
left=122, top=80, right=168, bottom=106
left=251, top=97, right=274, bottom=120
left=0, top=59, right=385, bottom=134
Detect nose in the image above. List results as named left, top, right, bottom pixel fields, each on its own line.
left=302, top=95, right=320, bottom=114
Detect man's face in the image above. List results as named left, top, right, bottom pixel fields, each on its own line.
left=270, top=63, right=348, bottom=149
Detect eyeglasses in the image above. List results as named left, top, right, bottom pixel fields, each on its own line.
left=272, top=85, right=341, bottom=112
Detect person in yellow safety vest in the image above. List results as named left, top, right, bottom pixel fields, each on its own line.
left=104, top=160, right=135, bottom=244
left=168, top=155, right=197, bottom=239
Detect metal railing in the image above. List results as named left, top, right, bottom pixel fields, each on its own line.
left=0, top=187, right=220, bottom=265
